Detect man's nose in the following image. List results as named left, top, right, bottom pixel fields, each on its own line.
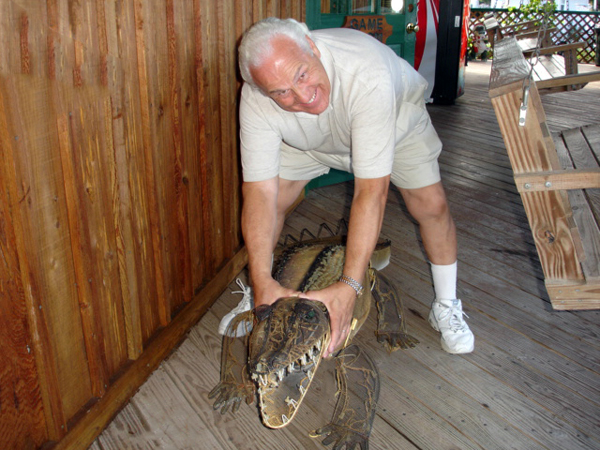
left=292, top=86, right=313, bottom=103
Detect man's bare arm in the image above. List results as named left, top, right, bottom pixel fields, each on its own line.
left=242, top=178, right=301, bottom=306
left=307, top=175, right=390, bottom=355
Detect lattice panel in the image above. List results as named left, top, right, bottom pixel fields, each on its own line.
left=471, top=9, right=600, bottom=64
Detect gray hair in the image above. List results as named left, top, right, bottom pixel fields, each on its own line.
left=239, top=17, right=313, bottom=87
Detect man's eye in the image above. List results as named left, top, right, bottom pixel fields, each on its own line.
left=277, top=90, right=289, bottom=97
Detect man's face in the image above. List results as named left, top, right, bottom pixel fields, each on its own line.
left=250, top=36, right=331, bottom=115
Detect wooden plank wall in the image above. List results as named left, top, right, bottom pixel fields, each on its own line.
left=0, top=1, right=304, bottom=449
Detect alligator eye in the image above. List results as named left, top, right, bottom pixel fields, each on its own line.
left=254, top=304, right=272, bottom=321
left=305, top=310, right=316, bottom=320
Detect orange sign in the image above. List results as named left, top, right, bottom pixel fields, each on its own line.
left=342, top=15, right=393, bottom=44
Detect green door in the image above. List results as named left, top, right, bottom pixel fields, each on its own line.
left=304, top=0, right=418, bottom=190
left=305, top=0, right=417, bottom=65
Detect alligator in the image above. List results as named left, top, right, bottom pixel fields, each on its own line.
left=209, top=228, right=418, bottom=449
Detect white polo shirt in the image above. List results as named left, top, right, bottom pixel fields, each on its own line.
left=240, top=27, right=437, bottom=186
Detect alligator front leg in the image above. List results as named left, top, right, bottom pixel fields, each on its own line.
left=310, top=344, right=380, bottom=450
left=372, top=269, right=419, bottom=351
left=208, top=311, right=255, bottom=414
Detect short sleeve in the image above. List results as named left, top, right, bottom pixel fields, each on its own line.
left=348, top=71, right=397, bottom=179
left=239, top=85, right=283, bottom=182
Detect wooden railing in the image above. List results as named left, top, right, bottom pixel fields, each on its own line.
left=471, top=8, right=600, bottom=63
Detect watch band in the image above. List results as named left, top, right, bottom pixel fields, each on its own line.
left=339, top=274, right=364, bottom=296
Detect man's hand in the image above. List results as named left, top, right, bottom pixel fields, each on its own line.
left=253, top=276, right=302, bottom=308
left=305, top=281, right=357, bottom=357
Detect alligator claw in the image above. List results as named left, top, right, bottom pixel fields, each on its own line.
left=311, top=423, right=368, bottom=450
left=376, top=331, right=419, bottom=352
left=208, top=381, right=254, bottom=414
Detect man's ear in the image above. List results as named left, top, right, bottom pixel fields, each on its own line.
left=305, top=36, right=321, bottom=58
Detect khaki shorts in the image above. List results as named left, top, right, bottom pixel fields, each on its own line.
left=279, top=105, right=443, bottom=190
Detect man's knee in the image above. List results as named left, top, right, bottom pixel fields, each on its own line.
left=400, top=182, right=450, bottom=222
left=277, top=178, right=309, bottom=213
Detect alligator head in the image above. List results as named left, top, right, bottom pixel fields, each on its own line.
left=249, top=296, right=330, bottom=429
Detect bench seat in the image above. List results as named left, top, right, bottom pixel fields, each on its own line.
left=489, top=37, right=600, bottom=310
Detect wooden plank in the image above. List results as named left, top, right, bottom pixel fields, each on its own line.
left=174, top=0, right=206, bottom=294
left=514, top=169, right=600, bottom=191
left=112, top=0, right=162, bottom=346
left=217, top=0, right=240, bottom=260
left=536, top=71, right=600, bottom=90
left=489, top=38, right=530, bottom=93
left=166, top=0, right=193, bottom=306
left=200, top=0, right=226, bottom=275
left=102, top=0, right=145, bottom=359
left=546, top=283, right=600, bottom=309
left=133, top=0, right=169, bottom=326
left=537, top=55, right=565, bottom=80
left=520, top=189, right=585, bottom=283
left=56, top=112, right=109, bottom=397
left=138, top=0, right=187, bottom=317
left=583, top=124, right=600, bottom=159
left=491, top=87, right=561, bottom=175
left=192, top=0, right=214, bottom=289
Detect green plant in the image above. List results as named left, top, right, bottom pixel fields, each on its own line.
left=508, top=0, right=556, bottom=27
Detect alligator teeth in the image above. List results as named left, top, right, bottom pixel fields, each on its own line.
left=281, top=414, right=289, bottom=425
left=251, top=373, right=258, bottom=381
left=259, top=374, right=267, bottom=386
left=285, top=396, right=298, bottom=409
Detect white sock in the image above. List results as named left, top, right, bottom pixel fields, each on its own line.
left=431, top=261, right=458, bottom=302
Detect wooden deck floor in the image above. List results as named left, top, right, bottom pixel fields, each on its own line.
left=90, top=61, right=600, bottom=450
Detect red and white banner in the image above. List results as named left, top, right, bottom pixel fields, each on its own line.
left=414, top=0, right=440, bottom=100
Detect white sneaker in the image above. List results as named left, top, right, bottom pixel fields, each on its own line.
left=428, top=299, right=474, bottom=354
left=218, top=278, right=254, bottom=336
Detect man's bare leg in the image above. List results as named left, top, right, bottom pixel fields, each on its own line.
left=400, top=182, right=474, bottom=354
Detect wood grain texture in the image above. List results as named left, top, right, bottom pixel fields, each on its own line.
left=1, top=2, right=303, bottom=448
left=0, top=111, right=48, bottom=450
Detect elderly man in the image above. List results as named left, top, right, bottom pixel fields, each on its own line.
left=220, top=17, right=474, bottom=356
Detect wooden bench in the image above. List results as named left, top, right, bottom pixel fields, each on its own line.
left=489, top=37, right=600, bottom=310
left=483, top=15, right=600, bottom=94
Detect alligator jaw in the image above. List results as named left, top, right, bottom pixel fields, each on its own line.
left=254, top=339, right=326, bottom=428
left=248, top=297, right=330, bottom=429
